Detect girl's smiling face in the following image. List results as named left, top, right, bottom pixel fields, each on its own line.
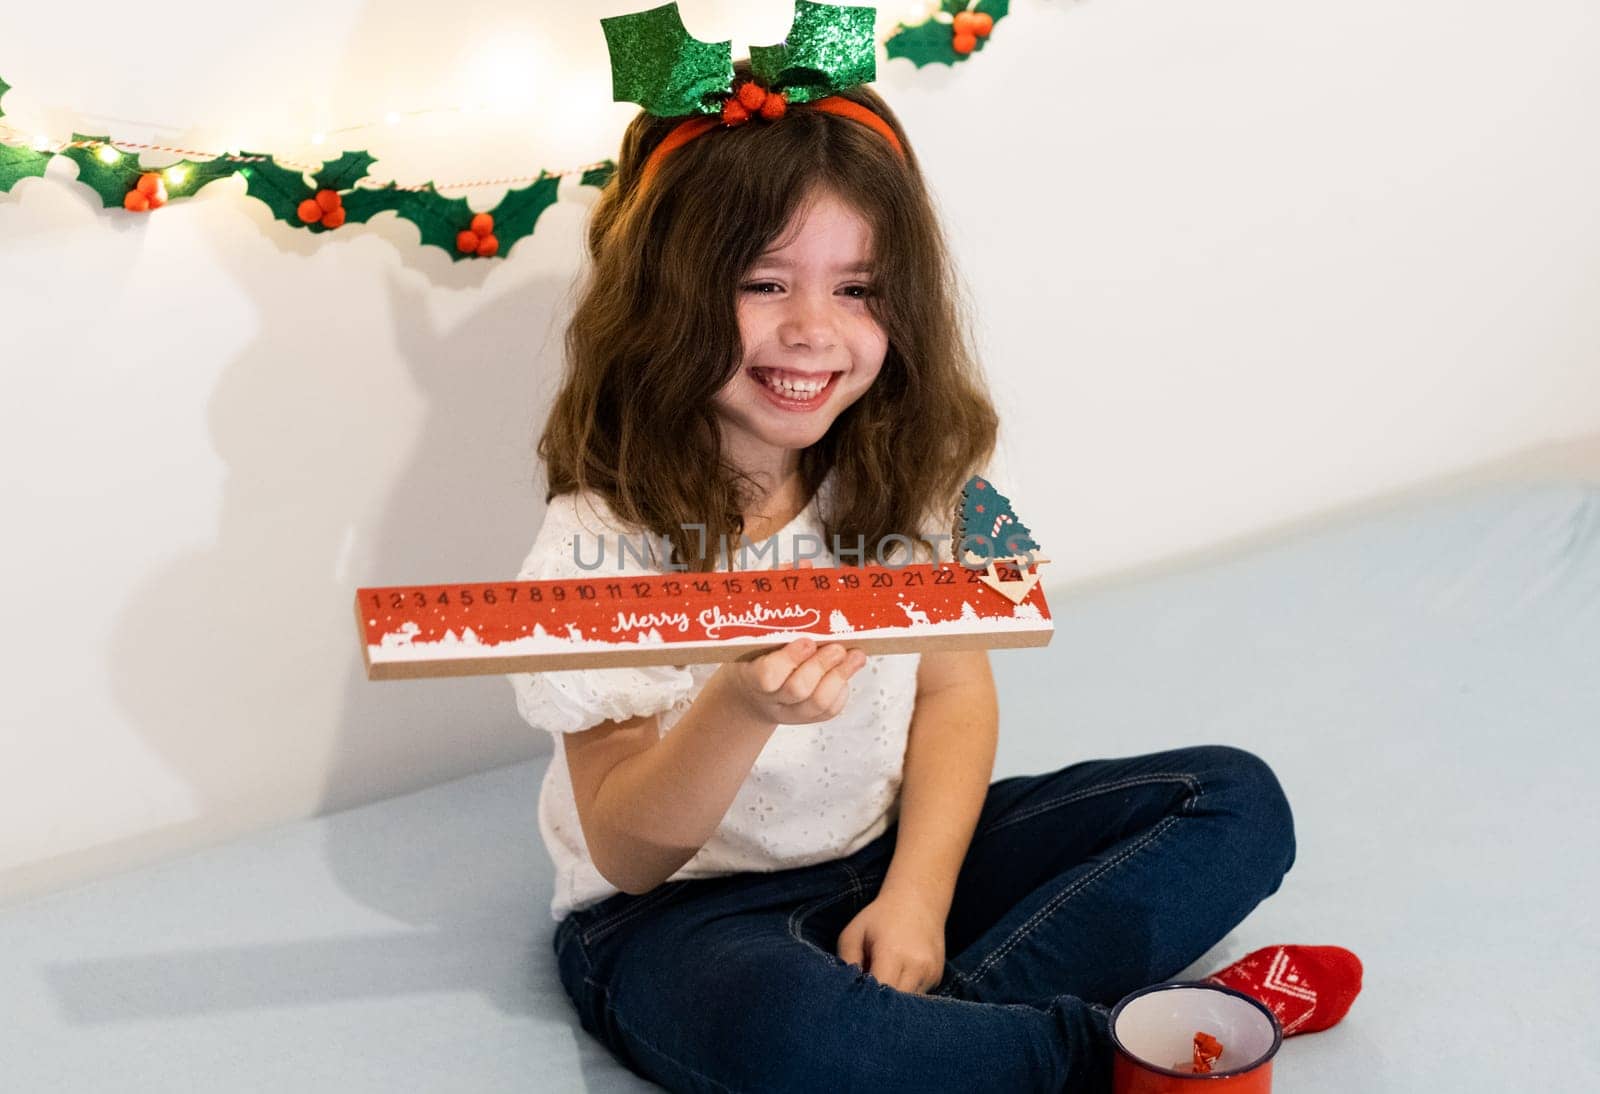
left=713, top=186, right=889, bottom=484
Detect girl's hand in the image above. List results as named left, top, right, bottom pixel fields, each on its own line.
left=837, top=888, right=948, bottom=995
left=719, top=635, right=868, bottom=725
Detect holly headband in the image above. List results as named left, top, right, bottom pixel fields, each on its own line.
left=600, top=1, right=907, bottom=194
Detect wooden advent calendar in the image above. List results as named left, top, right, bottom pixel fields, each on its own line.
left=355, top=475, right=1053, bottom=681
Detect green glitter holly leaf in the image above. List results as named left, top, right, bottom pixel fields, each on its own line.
left=59, top=134, right=142, bottom=207
left=601, top=2, right=733, bottom=117
left=237, top=154, right=316, bottom=226
left=0, top=145, right=50, bottom=193
left=748, top=0, right=878, bottom=105
left=490, top=173, right=561, bottom=257
left=312, top=150, right=375, bottom=193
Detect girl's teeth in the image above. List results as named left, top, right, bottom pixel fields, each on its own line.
left=757, top=370, right=827, bottom=397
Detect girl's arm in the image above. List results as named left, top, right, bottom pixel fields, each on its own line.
left=878, top=649, right=998, bottom=920
left=563, top=639, right=864, bottom=895
left=562, top=669, right=778, bottom=895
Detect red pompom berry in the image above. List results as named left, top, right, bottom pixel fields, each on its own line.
left=758, top=90, right=788, bottom=120
left=953, top=30, right=977, bottom=54
left=456, top=229, right=479, bottom=254
left=298, top=198, right=324, bottom=223
left=322, top=206, right=346, bottom=229
left=721, top=98, right=751, bottom=125
left=476, top=234, right=499, bottom=258
left=736, top=80, right=768, bottom=111
left=471, top=212, right=494, bottom=236
left=315, top=188, right=342, bottom=214
left=972, top=12, right=994, bottom=36
left=124, top=188, right=150, bottom=212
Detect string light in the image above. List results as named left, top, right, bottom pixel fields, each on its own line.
left=96, top=145, right=118, bottom=164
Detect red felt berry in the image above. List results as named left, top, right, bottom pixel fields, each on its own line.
left=736, top=80, right=768, bottom=112
left=953, top=30, right=977, bottom=54
left=471, top=212, right=494, bottom=236
left=124, top=188, right=150, bottom=212
left=476, top=233, right=499, bottom=258
left=721, top=98, right=750, bottom=125
left=322, top=206, right=346, bottom=229
left=298, top=198, right=324, bottom=223
left=457, top=229, right=479, bottom=254
left=758, top=90, right=788, bottom=120
left=972, top=12, right=994, bottom=36
left=315, top=188, right=342, bottom=214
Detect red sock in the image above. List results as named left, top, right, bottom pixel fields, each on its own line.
left=1203, top=945, right=1363, bottom=1036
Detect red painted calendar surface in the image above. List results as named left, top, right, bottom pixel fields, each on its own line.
left=355, top=558, right=1052, bottom=681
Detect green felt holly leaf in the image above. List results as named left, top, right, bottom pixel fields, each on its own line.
left=0, top=75, right=11, bottom=116
left=940, top=0, right=967, bottom=14
left=600, top=2, right=732, bottom=117
left=312, top=150, right=375, bottom=193
left=337, top=182, right=399, bottom=226
left=340, top=182, right=478, bottom=260
left=976, top=0, right=1011, bottom=23
left=0, top=144, right=51, bottom=193
left=490, top=173, right=561, bottom=258
left=885, top=19, right=960, bottom=68
left=59, top=134, right=143, bottom=207
left=162, top=156, right=247, bottom=200
left=392, top=186, right=478, bottom=260
left=581, top=161, right=616, bottom=189
left=237, top=154, right=316, bottom=227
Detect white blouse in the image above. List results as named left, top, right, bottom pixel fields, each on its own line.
left=505, top=471, right=950, bottom=922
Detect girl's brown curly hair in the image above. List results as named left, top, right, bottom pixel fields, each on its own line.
left=536, top=57, right=998, bottom=572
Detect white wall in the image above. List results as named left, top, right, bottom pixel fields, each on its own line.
left=2, top=0, right=1596, bottom=908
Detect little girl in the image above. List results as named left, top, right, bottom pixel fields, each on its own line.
left=508, top=21, right=1360, bottom=1093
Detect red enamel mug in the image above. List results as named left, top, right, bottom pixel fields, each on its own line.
left=1110, top=981, right=1283, bottom=1092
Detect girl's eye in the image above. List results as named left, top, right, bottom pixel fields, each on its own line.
left=740, top=282, right=876, bottom=298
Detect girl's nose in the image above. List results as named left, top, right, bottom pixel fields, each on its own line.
left=779, top=294, right=838, bottom=351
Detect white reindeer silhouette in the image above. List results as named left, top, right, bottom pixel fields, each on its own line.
left=564, top=623, right=584, bottom=641
left=897, top=600, right=931, bottom=627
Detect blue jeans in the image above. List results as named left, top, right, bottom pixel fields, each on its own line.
left=553, top=744, right=1296, bottom=1093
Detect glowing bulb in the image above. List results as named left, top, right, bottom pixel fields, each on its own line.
left=166, top=165, right=189, bottom=185
left=385, top=111, right=401, bottom=126
left=311, top=132, right=327, bottom=145
left=97, top=145, right=120, bottom=164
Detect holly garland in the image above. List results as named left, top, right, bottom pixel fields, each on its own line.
left=887, top=0, right=1010, bottom=67
left=0, top=0, right=1025, bottom=260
